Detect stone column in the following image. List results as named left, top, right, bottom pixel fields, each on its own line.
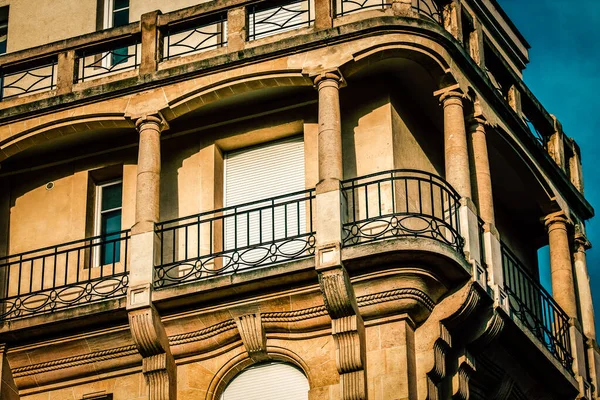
left=440, top=90, right=471, bottom=199
left=545, top=213, right=578, bottom=319
left=468, top=118, right=494, bottom=226
left=573, top=234, right=596, bottom=339
left=313, top=72, right=367, bottom=400
left=127, top=114, right=176, bottom=400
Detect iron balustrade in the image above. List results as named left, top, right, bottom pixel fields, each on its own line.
left=0, top=230, right=130, bottom=321
left=248, top=0, right=314, bottom=41
left=335, top=0, right=386, bottom=16
left=341, top=170, right=463, bottom=252
left=155, top=189, right=316, bottom=288
left=76, top=38, right=141, bottom=83
left=523, top=116, right=548, bottom=150
left=501, top=244, right=573, bottom=371
left=0, top=58, right=57, bottom=100
left=163, top=14, right=227, bottom=60
left=412, top=0, right=443, bottom=24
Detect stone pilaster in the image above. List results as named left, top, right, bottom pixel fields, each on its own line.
left=391, top=0, right=414, bottom=17
left=313, top=72, right=367, bottom=399
left=438, top=87, right=472, bottom=199
left=549, top=116, right=567, bottom=172
left=227, top=7, right=247, bottom=52
left=573, top=233, right=595, bottom=340
left=468, top=117, right=494, bottom=227
left=443, top=0, right=462, bottom=41
left=544, top=212, right=578, bottom=320
left=127, top=114, right=175, bottom=400
left=56, top=50, right=76, bottom=95
left=314, top=0, right=333, bottom=30
left=140, top=11, right=163, bottom=76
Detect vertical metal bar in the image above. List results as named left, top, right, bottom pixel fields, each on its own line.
left=185, top=225, right=189, bottom=260
left=430, top=176, right=435, bottom=217
left=365, top=184, right=369, bottom=219
left=309, top=193, right=314, bottom=231
left=76, top=248, right=81, bottom=284
left=64, top=248, right=69, bottom=285
left=52, top=247, right=57, bottom=288
left=404, top=178, right=409, bottom=213
left=125, top=232, right=129, bottom=273
left=197, top=216, right=201, bottom=260
left=272, top=199, right=276, bottom=242
left=29, top=256, right=34, bottom=293
left=17, top=256, right=23, bottom=296
left=284, top=204, right=288, bottom=238
left=172, top=227, right=176, bottom=262
left=377, top=181, right=382, bottom=216
left=418, top=179, right=423, bottom=214
left=297, top=197, right=301, bottom=235
left=247, top=212, right=250, bottom=246
left=390, top=173, right=396, bottom=215
left=259, top=209, right=263, bottom=243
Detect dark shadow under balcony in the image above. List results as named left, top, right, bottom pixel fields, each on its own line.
left=502, top=243, right=573, bottom=372
left=0, top=231, right=130, bottom=321
left=154, top=189, right=316, bottom=289
left=341, top=170, right=464, bottom=253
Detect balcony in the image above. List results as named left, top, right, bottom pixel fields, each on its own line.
left=341, top=170, right=463, bottom=253
left=501, top=243, right=573, bottom=371
left=0, top=230, right=130, bottom=321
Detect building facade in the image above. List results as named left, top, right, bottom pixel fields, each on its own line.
left=0, top=0, right=598, bottom=399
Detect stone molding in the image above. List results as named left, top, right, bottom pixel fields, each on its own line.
left=12, top=287, right=436, bottom=380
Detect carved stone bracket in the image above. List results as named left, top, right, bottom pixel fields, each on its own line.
left=317, top=248, right=367, bottom=400
left=235, top=313, right=268, bottom=362
left=128, top=306, right=176, bottom=400
left=452, top=351, right=476, bottom=400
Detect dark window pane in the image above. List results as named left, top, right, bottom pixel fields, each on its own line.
left=111, top=47, right=129, bottom=66
left=101, top=183, right=122, bottom=211
left=113, top=9, right=129, bottom=27
left=0, top=40, right=5, bottom=55
left=101, top=209, right=122, bottom=235
left=101, top=235, right=121, bottom=264
left=114, top=0, right=129, bottom=10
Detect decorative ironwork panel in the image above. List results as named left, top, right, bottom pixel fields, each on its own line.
left=163, top=16, right=227, bottom=60
left=155, top=189, right=316, bottom=288
left=76, top=40, right=140, bottom=82
left=412, top=0, right=443, bottom=24
left=248, top=0, right=314, bottom=41
left=523, top=116, right=548, bottom=150
left=502, top=244, right=573, bottom=371
left=0, top=230, right=130, bottom=321
left=341, top=169, right=463, bottom=252
left=335, top=0, right=387, bottom=16
left=0, top=59, right=57, bottom=100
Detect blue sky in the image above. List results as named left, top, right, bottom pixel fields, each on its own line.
left=498, top=0, right=600, bottom=334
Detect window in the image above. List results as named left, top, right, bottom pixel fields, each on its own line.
left=0, top=6, right=8, bottom=55
left=220, top=362, right=309, bottom=400
left=95, top=180, right=123, bottom=265
left=103, top=0, right=130, bottom=66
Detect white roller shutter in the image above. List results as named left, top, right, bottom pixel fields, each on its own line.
left=224, top=136, right=306, bottom=256
left=221, top=362, right=309, bottom=400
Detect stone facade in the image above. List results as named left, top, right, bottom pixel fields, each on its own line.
left=0, top=0, right=597, bottom=399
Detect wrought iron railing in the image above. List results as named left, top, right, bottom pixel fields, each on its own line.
left=0, top=230, right=130, bottom=321
left=155, top=189, right=316, bottom=288
left=163, top=14, right=227, bottom=60
left=0, top=57, right=57, bottom=100
left=341, top=170, right=463, bottom=252
left=501, top=244, right=573, bottom=371
left=76, top=38, right=141, bottom=83
left=248, top=0, right=314, bottom=40
left=412, top=0, right=443, bottom=24
left=335, top=0, right=386, bottom=16
left=523, top=116, right=547, bottom=150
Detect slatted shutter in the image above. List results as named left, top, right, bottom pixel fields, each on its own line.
left=224, top=136, right=306, bottom=260
left=220, top=362, right=309, bottom=400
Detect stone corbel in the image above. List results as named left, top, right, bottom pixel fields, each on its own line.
left=235, top=313, right=268, bottom=362
left=452, top=351, right=476, bottom=400
left=129, top=306, right=176, bottom=400
left=316, top=244, right=367, bottom=400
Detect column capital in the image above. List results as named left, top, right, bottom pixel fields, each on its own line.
left=132, top=112, right=169, bottom=132
left=574, top=233, right=592, bottom=252
left=313, top=71, right=344, bottom=88
left=467, top=116, right=489, bottom=133
left=543, top=211, right=571, bottom=230
left=435, top=84, right=466, bottom=105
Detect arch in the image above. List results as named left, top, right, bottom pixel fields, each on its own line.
left=219, top=361, right=309, bottom=400
left=206, top=346, right=313, bottom=400
left=339, top=41, right=457, bottom=90
left=0, top=113, right=133, bottom=162
left=164, top=71, right=314, bottom=122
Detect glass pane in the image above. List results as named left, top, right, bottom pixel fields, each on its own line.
left=111, top=47, right=130, bottom=66
left=101, top=183, right=122, bottom=211
left=0, top=39, right=5, bottom=55
left=114, top=0, right=129, bottom=11
left=101, top=209, right=122, bottom=235
left=100, top=210, right=122, bottom=265
left=113, top=9, right=129, bottom=27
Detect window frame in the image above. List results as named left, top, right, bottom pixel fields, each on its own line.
left=93, top=179, right=124, bottom=267
left=0, top=6, right=8, bottom=55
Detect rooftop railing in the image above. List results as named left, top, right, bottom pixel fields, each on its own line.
left=341, top=170, right=463, bottom=253
left=0, top=230, right=130, bottom=321
left=501, top=244, right=573, bottom=371
left=154, top=189, right=316, bottom=288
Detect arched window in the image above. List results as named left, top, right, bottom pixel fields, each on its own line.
left=220, top=362, right=309, bottom=400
